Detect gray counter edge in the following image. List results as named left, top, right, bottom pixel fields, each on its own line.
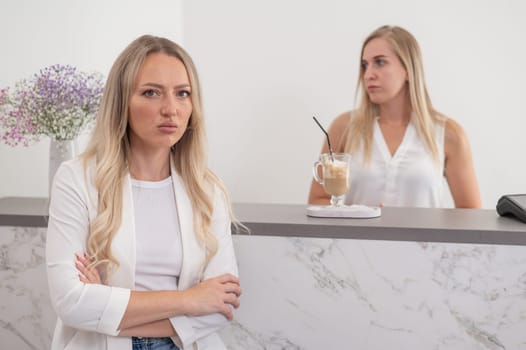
left=2, top=197, right=526, bottom=246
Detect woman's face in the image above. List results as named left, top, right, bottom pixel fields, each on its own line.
left=128, top=52, right=192, bottom=151
left=361, top=38, right=408, bottom=105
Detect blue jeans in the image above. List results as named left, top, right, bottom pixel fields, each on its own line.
left=132, top=337, right=180, bottom=350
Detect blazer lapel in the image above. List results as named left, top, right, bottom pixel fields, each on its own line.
left=170, top=159, right=205, bottom=290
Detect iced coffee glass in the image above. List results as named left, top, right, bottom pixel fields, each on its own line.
left=312, top=153, right=351, bottom=207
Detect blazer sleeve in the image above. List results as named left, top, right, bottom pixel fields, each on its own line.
left=169, top=188, right=239, bottom=349
left=46, top=161, right=130, bottom=336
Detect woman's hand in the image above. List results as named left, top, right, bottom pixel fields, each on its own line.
left=182, top=274, right=241, bottom=320
left=75, top=253, right=102, bottom=284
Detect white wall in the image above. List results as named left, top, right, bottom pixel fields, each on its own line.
left=0, top=0, right=183, bottom=197
left=182, top=0, right=526, bottom=208
left=2, top=0, right=526, bottom=210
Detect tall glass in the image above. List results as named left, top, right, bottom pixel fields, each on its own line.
left=312, top=153, right=351, bottom=207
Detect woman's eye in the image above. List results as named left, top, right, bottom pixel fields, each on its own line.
left=142, top=89, right=159, bottom=97
left=177, top=90, right=191, bottom=98
left=361, top=62, right=368, bottom=70
left=375, top=58, right=385, bottom=67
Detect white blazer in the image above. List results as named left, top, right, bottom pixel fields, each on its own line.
left=46, top=157, right=238, bottom=350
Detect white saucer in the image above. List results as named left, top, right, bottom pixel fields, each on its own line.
left=306, top=204, right=381, bottom=218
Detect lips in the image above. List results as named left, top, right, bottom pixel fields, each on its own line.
left=367, top=85, right=380, bottom=92
left=158, top=122, right=178, bottom=132
left=159, top=122, right=178, bottom=128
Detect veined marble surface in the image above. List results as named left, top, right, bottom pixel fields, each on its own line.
left=0, top=226, right=55, bottom=349
left=2, top=226, right=526, bottom=349
left=220, top=236, right=526, bottom=350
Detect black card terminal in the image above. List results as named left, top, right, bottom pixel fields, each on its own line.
left=496, top=194, right=526, bottom=223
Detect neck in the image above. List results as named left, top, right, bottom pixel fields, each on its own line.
left=128, top=148, right=171, bottom=181
left=378, top=89, right=411, bottom=126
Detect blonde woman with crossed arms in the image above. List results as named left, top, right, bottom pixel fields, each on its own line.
left=46, top=35, right=241, bottom=350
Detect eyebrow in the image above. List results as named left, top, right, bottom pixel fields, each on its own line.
left=362, top=54, right=388, bottom=62
left=140, top=82, right=191, bottom=89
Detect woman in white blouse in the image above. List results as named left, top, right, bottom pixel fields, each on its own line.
left=308, top=25, right=481, bottom=208
left=46, top=35, right=241, bottom=350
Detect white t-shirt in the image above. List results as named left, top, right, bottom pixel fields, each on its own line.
left=131, top=176, right=183, bottom=291
left=345, top=117, right=446, bottom=208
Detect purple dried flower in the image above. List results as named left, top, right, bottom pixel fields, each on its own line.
left=0, top=64, right=104, bottom=145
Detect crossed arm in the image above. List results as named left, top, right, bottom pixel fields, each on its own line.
left=75, top=253, right=241, bottom=338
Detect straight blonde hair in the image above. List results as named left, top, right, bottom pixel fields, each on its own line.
left=82, top=35, right=234, bottom=279
left=343, top=25, right=446, bottom=163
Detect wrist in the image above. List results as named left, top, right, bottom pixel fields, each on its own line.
left=173, top=290, right=190, bottom=315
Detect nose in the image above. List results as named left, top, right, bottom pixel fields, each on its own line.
left=161, top=94, right=178, bottom=117
left=363, top=66, right=375, bottom=81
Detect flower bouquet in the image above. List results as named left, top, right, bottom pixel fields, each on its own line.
left=0, top=64, right=104, bottom=190
left=0, top=64, right=104, bottom=146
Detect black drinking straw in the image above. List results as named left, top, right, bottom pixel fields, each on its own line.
left=312, top=116, right=334, bottom=162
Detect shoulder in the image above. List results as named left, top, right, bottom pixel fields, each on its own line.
left=55, top=157, right=87, bottom=181
left=326, top=111, right=355, bottom=151
left=327, top=111, right=352, bottom=139
left=211, top=180, right=230, bottom=217
left=443, top=118, right=472, bottom=157
left=49, top=157, right=96, bottom=216
left=329, top=111, right=352, bottom=130
left=444, top=118, right=469, bottom=147
left=52, top=156, right=97, bottom=199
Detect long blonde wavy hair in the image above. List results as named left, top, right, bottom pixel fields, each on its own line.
left=82, top=35, right=234, bottom=279
left=342, top=25, right=446, bottom=163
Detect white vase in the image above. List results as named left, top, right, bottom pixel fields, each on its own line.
left=49, top=139, right=77, bottom=193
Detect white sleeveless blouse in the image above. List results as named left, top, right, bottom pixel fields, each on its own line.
left=344, top=117, right=446, bottom=208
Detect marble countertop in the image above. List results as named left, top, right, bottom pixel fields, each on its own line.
left=1, top=197, right=526, bottom=245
